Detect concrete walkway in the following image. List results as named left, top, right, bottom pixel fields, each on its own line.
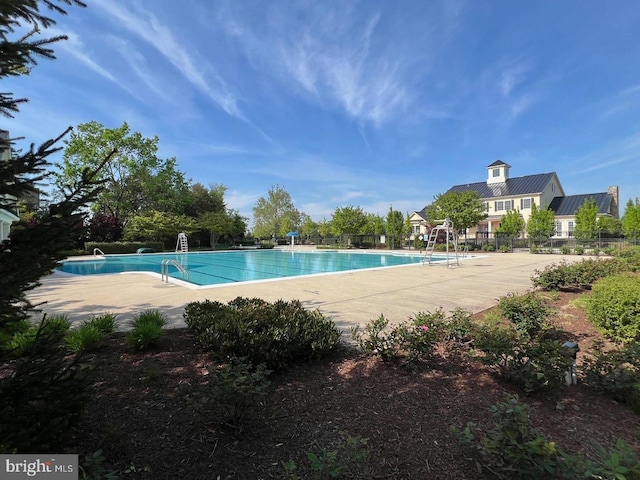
left=28, top=251, right=574, bottom=333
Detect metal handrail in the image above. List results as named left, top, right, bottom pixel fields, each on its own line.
left=93, top=248, right=105, bottom=256
left=161, top=259, right=189, bottom=283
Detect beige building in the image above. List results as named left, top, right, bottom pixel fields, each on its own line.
left=410, top=160, right=619, bottom=239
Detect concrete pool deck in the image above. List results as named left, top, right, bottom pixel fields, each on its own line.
left=28, top=250, right=579, bottom=333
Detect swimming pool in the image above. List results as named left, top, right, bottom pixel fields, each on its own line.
left=58, top=250, right=442, bottom=287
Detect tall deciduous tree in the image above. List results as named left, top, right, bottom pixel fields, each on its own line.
left=385, top=206, right=405, bottom=249
left=526, top=203, right=555, bottom=243
left=496, top=209, right=525, bottom=239
left=427, top=191, right=488, bottom=237
left=55, top=121, right=190, bottom=224
left=574, top=198, right=599, bottom=240
left=330, top=206, right=367, bottom=245
left=299, top=214, right=318, bottom=240
left=252, top=185, right=301, bottom=238
left=621, top=198, right=640, bottom=238
left=123, top=210, right=197, bottom=245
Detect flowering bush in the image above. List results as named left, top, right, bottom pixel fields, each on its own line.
left=352, top=309, right=452, bottom=366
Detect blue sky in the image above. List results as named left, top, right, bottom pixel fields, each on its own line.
left=4, top=1, right=640, bottom=228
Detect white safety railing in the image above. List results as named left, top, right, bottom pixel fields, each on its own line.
left=161, top=259, right=189, bottom=283
left=93, top=248, right=105, bottom=256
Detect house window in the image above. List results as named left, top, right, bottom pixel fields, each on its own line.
left=494, top=200, right=513, bottom=212
left=551, top=183, right=555, bottom=193
left=520, top=198, right=533, bottom=209
left=568, top=221, right=574, bottom=237
left=412, top=225, right=421, bottom=235
left=554, top=221, right=562, bottom=237
left=493, top=168, right=500, bottom=177
left=484, top=202, right=489, bottom=212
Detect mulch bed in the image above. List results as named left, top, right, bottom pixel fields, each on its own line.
left=74, top=291, right=640, bottom=479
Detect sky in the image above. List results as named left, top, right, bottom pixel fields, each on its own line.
left=4, top=0, right=640, bottom=229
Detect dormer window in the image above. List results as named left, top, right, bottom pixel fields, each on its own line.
left=493, top=168, right=500, bottom=177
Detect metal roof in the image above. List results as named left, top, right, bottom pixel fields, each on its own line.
left=548, top=193, right=612, bottom=216
left=487, top=159, right=510, bottom=168
left=447, top=172, right=556, bottom=199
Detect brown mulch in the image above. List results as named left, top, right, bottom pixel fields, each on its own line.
left=74, top=291, right=640, bottom=479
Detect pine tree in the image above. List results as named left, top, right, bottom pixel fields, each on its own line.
left=0, top=0, right=112, bottom=454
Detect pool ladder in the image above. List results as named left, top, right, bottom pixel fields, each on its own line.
left=161, top=259, right=189, bottom=283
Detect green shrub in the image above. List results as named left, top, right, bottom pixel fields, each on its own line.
left=499, top=292, right=551, bottom=337
left=499, top=245, right=511, bottom=253
left=5, top=315, right=72, bottom=356
left=66, top=324, right=104, bottom=354
left=0, top=321, right=93, bottom=453
left=483, top=244, right=495, bottom=252
left=461, top=394, right=560, bottom=479
left=460, top=394, right=640, bottom=479
left=184, top=297, right=341, bottom=371
left=560, top=245, right=570, bottom=255
left=581, top=341, right=640, bottom=412
left=88, top=313, right=117, bottom=335
left=474, top=325, right=573, bottom=395
left=202, top=359, right=271, bottom=426
left=442, top=307, right=475, bottom=344
left=85, top=241, right=164, bottom=254
left=127, top=309, right=167, bottom=351
left=574, top=245, right=584, bottom=255
left=351, top=309, right=447, bottom=365
left=282, top=432, right=371, bottom=480
left=587, top=274, right=640, bottom=343
left=531, top=258, right=623, bottom=291
left=65, top=313, right=116, bottom=354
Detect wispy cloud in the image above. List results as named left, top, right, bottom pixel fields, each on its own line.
left=600, top=83, right=640, bottom=120
left=94, top=1, right=244, bottom=120
left=54, top=28, right=118, bottom=84
left=576, top=132, right=640, bottom=174
left=214, top=2, right=455, bottom=127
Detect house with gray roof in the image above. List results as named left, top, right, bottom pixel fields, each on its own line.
left=410, top=160, right=619, bottom=239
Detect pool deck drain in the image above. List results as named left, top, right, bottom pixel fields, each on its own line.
left=28, top=250, right=584, bottom=333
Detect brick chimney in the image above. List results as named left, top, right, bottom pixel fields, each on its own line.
left=607, top=186, right=619, bottom=219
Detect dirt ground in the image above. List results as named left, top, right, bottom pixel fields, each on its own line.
left=74, top=291, right=640, bottom=479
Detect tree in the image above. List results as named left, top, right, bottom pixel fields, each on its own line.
left=55, top=121, right=191, bottom=224
left=123, top=211, right=197, bottom=246
left=597, top=216, right=622, bottom=237
left=299, top=214, right=318, bottom=240
left=252, top=185, right=301, bottom=239
left=385, top=206, right=405, bottom=249
left=496, top=209, right=525, bottom=239
left=364, top=213, right=385, bottom=235
left=1, top=0, right=87, bottom=117
left=574, top=198, right=599, bottom=240
left=330, top=206, right=367, bottom=246
left=183, top=183, right=225, bottom=218
left=427, top=191, right=488, bottom=238
left=1, top=0, right=109, bottom=454
left=318, top=218, right=331, bottom=239
left=621, top=198, right=640, bottom=239
left=525, top=203, right=555, bottom=244
left=198, top=211, right=235, bottom=249
left=86, top=213, right=123, bottom=242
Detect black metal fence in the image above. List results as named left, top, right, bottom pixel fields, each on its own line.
left=259, top=231, right=640, bottom=252
left=472, top=231, right=639, bottom=252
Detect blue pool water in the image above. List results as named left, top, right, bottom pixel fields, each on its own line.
left=58, top=250, right=441, bottom=286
